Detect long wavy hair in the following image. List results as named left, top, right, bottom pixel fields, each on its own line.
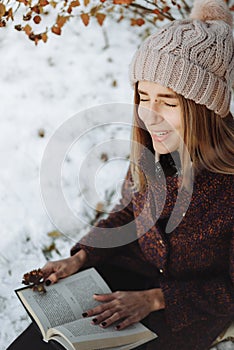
left=130, top=82, right=234, bottom=192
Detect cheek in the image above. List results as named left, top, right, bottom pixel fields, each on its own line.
left=138, top=105, right=148, bottom=123
left=165, top=111, right=182, bottom=130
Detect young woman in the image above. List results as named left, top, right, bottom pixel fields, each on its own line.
left=8, top=0, right=234, bottom=349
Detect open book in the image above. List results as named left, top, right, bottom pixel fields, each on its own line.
left=16, top=268, right=157, bottom=350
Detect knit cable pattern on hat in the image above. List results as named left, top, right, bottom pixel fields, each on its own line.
left=129, top=16, right=234, bottom=117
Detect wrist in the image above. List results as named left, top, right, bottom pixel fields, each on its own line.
left=72, top=249, right=87, bottom=269
left=148, top=288, right=165, bottom=311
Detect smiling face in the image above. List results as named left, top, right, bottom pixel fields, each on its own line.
left=138, top=81, right=183, bottom=155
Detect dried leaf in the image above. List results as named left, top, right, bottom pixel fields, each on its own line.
left=31, top=5, right=40, bottom=14
left=162, top=6, right=170, bottom=13
left=100, top=153, right=108, bottom=162
left=34, top=284, right=46, bottom=293
left=38, top=128, right=45, bottom=137
left=84, top=0, right=89, bottom=5
left=152, top=8, right=161, bottom=15
left=33, top=15, right=41, bottom=24
left=41, top=32, right=48, bottom=42
left=0, top=19, right=6, bottom=27
left=113, top=0, right=133, bottom=4
left=23, top=12, right=32, bottom=21
left=96, top=202, right=104, bottom=213
left=96, top=12, right=106, bottom=26
left=17, top=0, right=30, bottom=5
left=15, top=24, right=22, bottom=31
left=6, top=8, right=14, bottom=21
left=22, top=269, right=46, bottom=293
left=39, top=0, right=49, bottom=5
left=56, top=14, right=69, bottom=27
left=0, top=3, right=6, bottom=18
left=28, top=32, right=41, bottom=44
left=24, top=24, right=32, bottom=35
left=80, top=13, right=89, bottom=26
left=22, top=269, right=44, bottom=284
left=47, top=230, right=62, bottom=238
left=71, top=0, right=80, bottom=7
left=42, top=242, right=61, bottom=257
left=136, top=18, right=145, bottom=26
left=117, top=14, right=124, bottom=22
left=90, top=5, right=102, bottom=16
left=52, top=25, right=61, bottom=35
left=50, top=1, right=57, bottom=8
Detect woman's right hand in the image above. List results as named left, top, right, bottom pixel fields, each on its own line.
left=41, top=249, right=87, bottom=285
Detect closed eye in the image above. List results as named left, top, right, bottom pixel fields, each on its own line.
left=165, top=103, right=177, bottom=107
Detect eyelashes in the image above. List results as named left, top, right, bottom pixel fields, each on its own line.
left=139, top=99, right=178, bottom=108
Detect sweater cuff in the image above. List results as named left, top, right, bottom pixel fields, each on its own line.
left=70, top=242, right=109, bottom=268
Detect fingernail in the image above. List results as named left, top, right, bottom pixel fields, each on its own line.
left=94, top=293, right=100, bottom=295
left=45, top=280, right=51, bottom=286
left=82, top=312, right=88, bottom=317
left=101, top=322, right=107, bottom=327
left=92, top=318, right=98, bottom=323
left=115, top=325, right=120, bottom=330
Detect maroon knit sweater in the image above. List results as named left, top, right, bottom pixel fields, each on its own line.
left=71, top=155, right=234, bottom=349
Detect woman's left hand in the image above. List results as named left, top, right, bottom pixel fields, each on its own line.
left=83, top=289, right=165, bottom=330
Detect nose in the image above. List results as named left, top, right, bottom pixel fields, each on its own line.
left=140, top=101, right=164, bottom=126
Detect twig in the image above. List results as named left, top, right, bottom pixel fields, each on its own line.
left=129, top=3, right=175, bottom=21
left=102, top=26, right=109, bottom=50
left=181, top=0, right=191, bottom=14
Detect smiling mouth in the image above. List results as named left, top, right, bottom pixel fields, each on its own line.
left=151, top=130, right=172, bottom=142
left=153, top=131, right=170, bottom=137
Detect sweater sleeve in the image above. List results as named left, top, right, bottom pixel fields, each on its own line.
left=70, top=167, right=137, bottom=267
left=160, top=229, right=234, bottom=332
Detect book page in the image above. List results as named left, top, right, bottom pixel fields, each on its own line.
left=50, top=333, right=156, bottom=350
left=48, top=317, right=156, bottom=350
left=16, top=268, right=112, bottom=334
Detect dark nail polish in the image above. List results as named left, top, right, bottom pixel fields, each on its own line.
left=101, top=322, right=107, bottom=327
left=116, top=325, right=120, bottom=329
left=82, top=312, right=88, bottom=317
left=92, top=318, right=98, bottom=323
left=45, top=280, right=51, bottom=286
left=94, top=293, right=100, bottom=295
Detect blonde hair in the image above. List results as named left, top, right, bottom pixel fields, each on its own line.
left=130, top=83, right=234, bottom=192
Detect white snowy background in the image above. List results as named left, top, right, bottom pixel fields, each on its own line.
left=0, top=4, right=233, bottom=350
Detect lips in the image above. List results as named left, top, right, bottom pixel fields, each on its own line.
left=151, top=130, right=172, bottom=142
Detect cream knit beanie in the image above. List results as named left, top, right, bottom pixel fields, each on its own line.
left=129, top=0, right=234, bottom=117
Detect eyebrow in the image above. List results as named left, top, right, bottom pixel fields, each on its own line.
left=138, top=89, right=177, bottom=98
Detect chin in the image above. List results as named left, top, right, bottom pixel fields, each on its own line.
left=153, top=143, right=178, bottom=155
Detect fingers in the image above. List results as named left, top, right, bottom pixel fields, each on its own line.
left=84, top=291, right=150, bottom=330
left=83, top=300, right=115, bottom=318
left=41, top=262, right=67, bottom=285
left=45, top=271, right=63, bottom=285
left=92, top=310, right=124, bottom=328
left=93, top=293, right=116, bottom=302
left=115, top=315, right=137, bottom=330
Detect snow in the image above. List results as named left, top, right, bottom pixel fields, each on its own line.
left=0, top=10, right=233, bottom=350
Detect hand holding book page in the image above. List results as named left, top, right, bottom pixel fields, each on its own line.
left=83, top=288, right=165, bottom=331
left=16, top=268, right=157, bottom=350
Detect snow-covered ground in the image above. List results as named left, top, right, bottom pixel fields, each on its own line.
left=0, top=10, right=233, bottom=350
